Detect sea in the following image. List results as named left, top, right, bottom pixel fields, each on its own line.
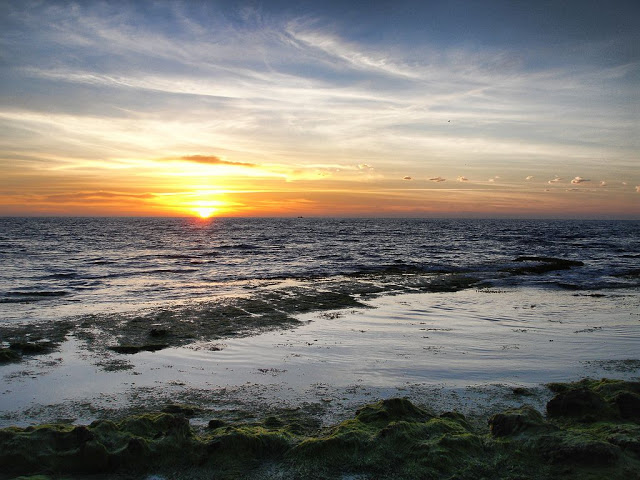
left=1, top=217, right=639, bottom=425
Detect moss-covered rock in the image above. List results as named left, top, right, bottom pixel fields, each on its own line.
left=0, top=413, right=196, bottom=476
left=1, top=380, right=639, bottom=479
left=547, top=378, right=640, bottom=422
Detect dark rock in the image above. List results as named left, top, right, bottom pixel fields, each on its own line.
left=8, top=341, right=54, bottom=356
left=512, top=387, right=533, bottom=396
left=162, top=404, right=200, bottom=417
left=80, top=440, right=109, bottom=472
left=207, top=419, right=226, bottom=429
left=611, top=391, right=640, bottom=420
left=264, top=416, right=285, bottom=428
left=149, top=328, right=168, bottom=338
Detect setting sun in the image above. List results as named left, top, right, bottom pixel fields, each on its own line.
left=193, top=207, right=216, bottom=219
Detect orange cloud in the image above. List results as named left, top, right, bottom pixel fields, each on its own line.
left=44, top=191, right=157, bottom=202
left=177, top=155, right=257, bottom=167
left=571, top=176, right=590, bottom=184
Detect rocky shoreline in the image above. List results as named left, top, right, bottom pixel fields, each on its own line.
left=2, top=378, right=639, bottom=480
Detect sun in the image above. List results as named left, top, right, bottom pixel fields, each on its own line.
left=193, top=207, right=216, bottom=219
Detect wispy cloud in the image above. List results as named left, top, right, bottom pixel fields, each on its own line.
left=548, top=176, right=563, bottom=184
left=457, top=176, right=469, bottom=182
left=429, top=177, right=446, bottom=183
left=525, top=175, right=534, bottom=181
left=177, top=155, right=257, bottom=167
left=285, top=21, right=420, bottom=79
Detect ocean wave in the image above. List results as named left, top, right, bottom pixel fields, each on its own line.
left=42, top=272, right=78, bottom=279
left=5, top=290, right=69, bottom=297
left=216, top=243, right=260, bottom=250
left=1, top=290, right=70, bottom=303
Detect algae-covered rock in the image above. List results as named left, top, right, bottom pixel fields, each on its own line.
left=0, top=413, right=196, bottom=476
left=611, top=391, right=640, bottom=420
left=289, top=398, right=487, bottom=479
left=539, top=432, right=621, bottom=466
left=547, top=387, right=613, bottom=421
left=354, top=397, right=434, bottom=424
left=1, top=385, right=639, bottom=479
left=489, top=406, right=549, bottom=437
left=202, top=424, right=294, bottom=477
left=547, top=378, right=640, bottom=422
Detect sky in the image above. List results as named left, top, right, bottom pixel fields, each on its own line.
left=1, top=0, right=639, bottom=218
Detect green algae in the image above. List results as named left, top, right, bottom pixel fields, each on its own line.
left=1, top=380, right=639, bottom=479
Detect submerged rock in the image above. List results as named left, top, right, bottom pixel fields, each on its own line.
left=0, top=347, right=21, bottom=363
left=505, top=256, right=584, bottom=275
left=108, top=343, right=169, bottom=354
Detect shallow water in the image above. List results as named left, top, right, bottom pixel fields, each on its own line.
left=1, top=286, right=638, bottom=426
